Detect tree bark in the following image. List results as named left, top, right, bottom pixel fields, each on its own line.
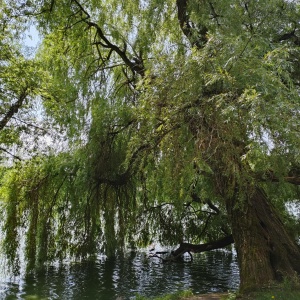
left=0, top=89, right=28, bottom=131
left=227, top=187, right=300, bottom=292
left=176, top=0, right=208, bottom=48
left=176, top=0, right=300, bottom=293
left=171, top=235, right=234, bottom=258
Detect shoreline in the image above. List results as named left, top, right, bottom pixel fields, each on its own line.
left=183, top=293, right=229, bottom=299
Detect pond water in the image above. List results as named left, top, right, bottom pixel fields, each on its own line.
left=0, top=250, right=239, bottom=300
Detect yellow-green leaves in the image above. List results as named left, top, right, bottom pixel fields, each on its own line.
left=1, top=0, right=300, bottom=268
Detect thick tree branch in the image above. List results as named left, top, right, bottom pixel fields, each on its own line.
left=176, top=0, right=208, bottom=48
left=72, top=0, right=145, bottom=77
left=208, top=2, right=221, bottom=25
left=277, top=29, right=300, bottom=46
left=0, top=89, right=28, bottom=131
left=151, top=235, right=234, bottom=262
left=0, top=146, right=22, bottom=161
left=190, top=192, right=220, bottom=215
left=87, top=21, right=145, bottom=76
left=171, top=234, right=234, bottom=259
left=12, top=117, right=48, bottom=132
left=284, top=177, right=300, bottom=185
left=263, top=170, right=300, bottom=186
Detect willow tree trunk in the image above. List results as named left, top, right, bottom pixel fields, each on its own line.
left=227, top=187, right=300, bottom=292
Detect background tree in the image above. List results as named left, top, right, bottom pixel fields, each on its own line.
left=0, top=1, right=61, bottom=161
left=1, top=0, right=300, bottom=294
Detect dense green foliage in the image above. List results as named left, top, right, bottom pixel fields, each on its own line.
left=0, top=0, right=300, bottom=291
left=0, top=2, right=62, bottom=160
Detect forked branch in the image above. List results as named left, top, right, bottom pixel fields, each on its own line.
left=71, top=0, right=145, bottom=77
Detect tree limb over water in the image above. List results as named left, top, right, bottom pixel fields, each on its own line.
left=151, top=235, right=234, bottom=262
left=171, top=235, right=234, bottom=258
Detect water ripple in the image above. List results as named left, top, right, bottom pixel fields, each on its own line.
left=0, top=250, right=239, bottom=300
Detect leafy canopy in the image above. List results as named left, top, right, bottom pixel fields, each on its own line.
left=0, top=0, right=300, bottom=272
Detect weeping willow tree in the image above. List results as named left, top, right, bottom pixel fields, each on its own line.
left=1, top=0, right=300, bottom=293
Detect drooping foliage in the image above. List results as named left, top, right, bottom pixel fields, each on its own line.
left=1, top=0, right=300, bottom=292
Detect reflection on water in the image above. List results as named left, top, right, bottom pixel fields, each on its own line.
left=0, top=250, right=239, bottom=299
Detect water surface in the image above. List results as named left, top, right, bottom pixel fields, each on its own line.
left=0, top=250, right=239, bottom=299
